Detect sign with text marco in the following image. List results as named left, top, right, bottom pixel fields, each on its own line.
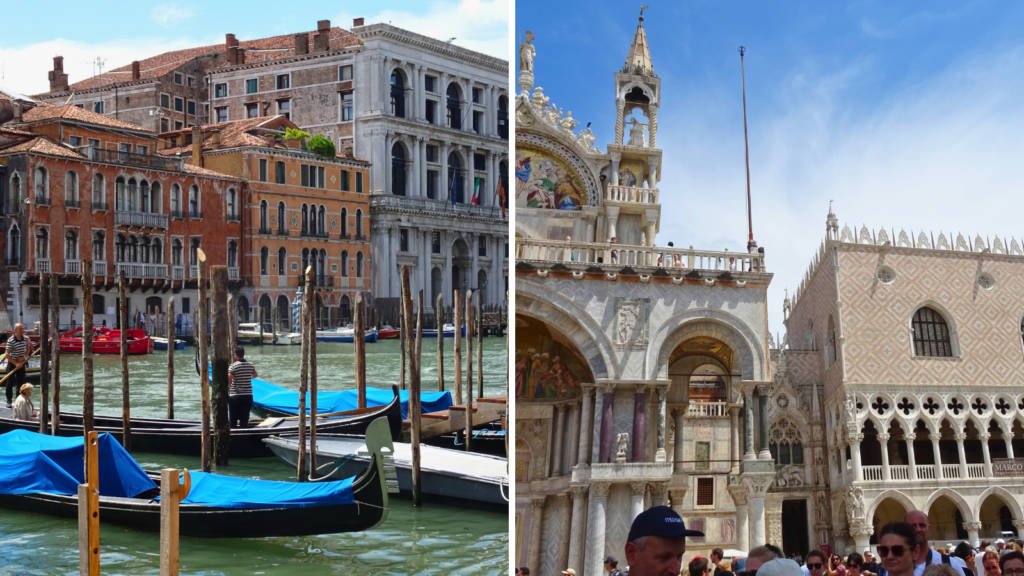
left=992, top=458, right=1024, bottom=477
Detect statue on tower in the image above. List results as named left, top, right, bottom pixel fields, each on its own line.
left=627, top=117, right=647, bottom=147
left=519, top=31, right=536, bottom=73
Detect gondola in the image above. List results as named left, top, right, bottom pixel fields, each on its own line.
left=0, top=419, right=396, bottom=538
left=0, top=384, right=402, bottom=457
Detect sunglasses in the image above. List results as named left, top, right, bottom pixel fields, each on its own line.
left=877, top=545, right=910, bottom=558
left=807, top=564, right=823, bottom=570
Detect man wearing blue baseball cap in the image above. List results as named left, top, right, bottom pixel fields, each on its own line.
left=625, top=506, right=705, bottom=576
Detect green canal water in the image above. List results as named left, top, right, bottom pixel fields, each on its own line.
left=0, top=337, right=510, bottom=576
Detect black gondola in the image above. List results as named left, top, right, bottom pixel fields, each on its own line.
left=0, top=384, right=402, bottom=458
left=0, top=419, right=396, bottom=538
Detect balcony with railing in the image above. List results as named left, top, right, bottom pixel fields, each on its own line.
left=189, top=265, right=199, bottom=278
left=606, top=185, right=660, bottom=205
left=515, top=238, right=767, bottom=274
left=65, top=259, right=81, bottom=275
left=170, top=210, right=186, bottom=220
left=34, top=194, right=50, bottom=207
left=4, top=257, right=19, bottom=267
left=92, top=201, right=109, bottom=211
left=686, top=401, right=728, bottom=417
left=369, top=194, right=504, bottom=219
left=228, top=267, right=240, bottom=280
left=227, top=213, right=241, bottom=223
left=276, top=228, right=289, bottom=236
left=316, top=275, right=334, bottom=287
left=94, top=261, right=107, bottom=276
left=173, top=266, right=185, bottom=280
left=259, top=227, right=272, bottom=235
left=189, top=211, right=203, bottom=220
left=66, top=198, right=81, bottom=209
left=115, top=262, right=168, bottom=280
left=79, top=145, right=185, bottom=172
left=36, top=258, right=50, bottom=273
left=115, top=211, right=169, bottom=229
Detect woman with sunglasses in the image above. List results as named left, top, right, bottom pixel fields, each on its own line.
left=877, top=522, right=919, bottom=576
left=828, top=554, right=848, bottom=576
left=847, top=552, right=876, bottom=576
left=983, top=551, right=1001, bottom=576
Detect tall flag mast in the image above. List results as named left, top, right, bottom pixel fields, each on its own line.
left=739, top=46, right=756, bottom=251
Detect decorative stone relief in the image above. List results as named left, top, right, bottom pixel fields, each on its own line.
left=774, top=465, right=804, bottom=487
left=613, top=298, right=649, bottom=349
left=845, top=485, right=865, bottom=523
left=616, top=432, right=630, bottom=462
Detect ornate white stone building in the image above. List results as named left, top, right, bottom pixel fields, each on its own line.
left=514, top=14, right=794, bottom=575
left=782, top=212, right=1024, bottom=556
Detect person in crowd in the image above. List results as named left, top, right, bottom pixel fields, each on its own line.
left=828, top=553, right=848, bottom=576
left=924, top=565, right=961, bottom=576
left=227, top=346, right=257, bottom=428
left=745, top=546, right=780, bottom=576
left=758, top=558, right=805, bottom=576
left=606, top=555, right=624, bottom=576
left=713, top=548, right=736, bottom=576
left=11, top=383, right=36, bottom=420
left=879, top=522, right=922, bottom=576
left=623, top=506, right=704, bottom=576
left=735, top=558, right=748, bottom=574
left=1009, top=544, right=1023, bottom=555
left=847, top=552, right=870, bottom=576
left=999, top=551, right=1024, bottom=576
left=998, top=542, right=1007, bottom=553
left=905, top=510, right=965, bottom=576
left=520, top=569, right=530, bottom=576
left=954, top=542, right=977, bottom=576
left=864, top=551, right=882, bottom=575
left=983, top=551, right=1001, bottom=576
left=691, top=556, right=712, bottom=576
left=561, top=570, right=576, bottom=576
left=4, top=323, right=33, bottom=407
left=802, top=550, right=828, bottom=576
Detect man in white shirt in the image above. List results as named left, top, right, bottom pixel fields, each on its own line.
left=905, top=510, right=966, bottom=576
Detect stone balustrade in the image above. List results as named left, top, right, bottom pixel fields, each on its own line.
left=606, top=185, right=659, bottom=205
left=687, top=401, right=728, bottom=417
left=515, top=237, right=766, bottom=273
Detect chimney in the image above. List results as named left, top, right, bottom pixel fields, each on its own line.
left=191, top=127, right=203, bottom=166
left=265, top=134, right=276, bottom=148
left=353, top=17, right=364, bottom=27
left=225, top=33, right=238, bottom=48
left=344, top=147, right=354, bottom=159
left=211, top=131, right=221, bottom=150
left=131, top=61, right=141, bottom=81
left=13, top=101, right=22, bottom=121
left=48, top=56, right=69, bottom=93
left=314, top=30, right=330, bottom=53
left=237, top=47, right=246, bottom=64
left=294, top=33, right=309, bottom=55
left=228, top=46, right=237, bottom=65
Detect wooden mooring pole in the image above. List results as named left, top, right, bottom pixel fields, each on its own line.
left=476, top=294, right=483, bottom=400
left=81, top=260, right=94, bottom=443
left=296, top=267, right=312, bottom=481
left=78, top=430, right=100, bottom=576
left=399, top=312, right=406, bottom=390
left=436, top=294, right=444, bottom=392
left=38, top=272, right=49, bottom=435
left=453, top=289, right=463, bottom=405
left=119, top=269, right=131, bottom=452
left=400, top=266, right=422, bottom=505
left=308, top=273, right=318, bottom=477
left=258, top=306, right=265, bottom=346
left=355, top=292, right=366, bottom=409
left=50, top=274, right=60, bottom=434
left=210, top=265, right=230, bottom=467
left=159, top=468, right=183, bottom=576
left=465, top=291, right=474, bottom=453
left=167, top=297, right=175, bottom=419
left=197, top=250, right=211, bottom=473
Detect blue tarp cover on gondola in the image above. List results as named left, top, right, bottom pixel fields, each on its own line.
left=0, top=430, right=156, bottom=498
left=251, top=378, right=453, bottom=419
left=179, top=472, right=354, bottom=509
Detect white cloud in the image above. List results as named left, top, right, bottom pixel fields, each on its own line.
left=333, top=0, right=509, bottom=60
left=152, top=4, right=195, bottom=27
left=656, top=42, right=1024, bottom=336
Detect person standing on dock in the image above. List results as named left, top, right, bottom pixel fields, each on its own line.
left=4, top=323, right=34, bottom=408
left=227, top=346, right=257, bottom=428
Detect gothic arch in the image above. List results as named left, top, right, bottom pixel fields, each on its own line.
left=908, top=300, right=962, bottom=357
left=517, top=284, right=617, bottom=380
left=866, top=489, right=918, bottom=523
left=515, top=111, right=603, bottom=208
left=975, top=486, right=1024, bottom=523
left=649, top=310, right=764, bottom=381
left=617, top=81, right=658, bottom=106
left=924, top=488, right=976, bottom=522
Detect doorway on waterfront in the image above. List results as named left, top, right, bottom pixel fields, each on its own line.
left=236, top=295, right=250, bottom=323
left=781, top=499, right=808, bottom=559
left=258, top=295, right=272, bottom=329
left=431, top=267, right=442, bottom=309
left=276, top=295, right=290, bottom=332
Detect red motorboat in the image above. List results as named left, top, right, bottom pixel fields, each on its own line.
left=59, top=327, right=154, bottom=355
left=377, top=327, right=400, bottom=339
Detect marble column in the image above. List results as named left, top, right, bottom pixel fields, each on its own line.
left=420, top=137, right=429, bottom=199
left=610, top=153, right=621, bottom=187
left=1005, top=432, right=1015, bottom=459
left=650, top=482, right=668, bottom=507
left=382, top=225, right=394, bottom=298
left=568, top=403, right=581, bottom=471
left=599, top=385, right=615, bottom=463
left=979, top=433, right=993, bottom=477
left=850, top=433, right=864, bottom=482
left=730, top=406, right=740, bottom=473
left=552, top=405, right=565, bottom=477
left=656, top=387, right=667, bottom=462
left=906, top=433, right=918, bottom=481
left=556, top=493, right=572, bottom=574
left=443, top=231, right=453, bottom=301
left=420, top=228, right=431, bottom=307
left=964, top=521, right=982, bottom=549
left=546, top=406, right=557, bottom=478
left=410, top=137, right=422, bottom=197
left=749, top=488, right=767, bottom=548
left=606, top=206, right=619, bottom=243
left=673, top=407, right=686, bottom=471
left=879, top=433, right=891, bottom=481
left=758, top=390, right=771, bottom=460
left=930, top=433, right=943, bottom=479
left=743, top=391, right=756, bottom=460
left=632, top=385, right=647, bottom=462
left=568, top=485, right=588, bottom=573
left=529, top=497, right=545, bottom=573
left=470, top=235, right=480, bottom=292
left=956, top=433, right=969, bottom=478
left=390, top=224, right=402, bottom=297
left=852, top=526, right=872, bottom=556
left=440, top=142, right=450, bottom=201
left=586, top=483, right=611, bottom=576
left=630, top=481, right=647, bottom=521
left=736, top=499, right=750, bottom=551
left=577, top=388, right=594, bottom=466
left=591, top=388, right=604, bottom=465
left=490, top=235, right=502, bottom=305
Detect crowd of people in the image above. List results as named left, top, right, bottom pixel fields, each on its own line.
left=516, top=508, right=1024, bottom=576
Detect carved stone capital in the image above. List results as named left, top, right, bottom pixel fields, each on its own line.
left=649, top=481, right=669, bottom=501
left=591, top=482, right=611, bottom=499
left=571, top=484, right=589, bottom=499
left=962, top=521, right=983, bottom=531
left=954, top=433, right=967, bottom=442
left=630, top=481, right=648, bottom=497
left=669, top=488, right=689, bottom=506
left=848, top=433, right=864, bottom=444
left=877, top=433, right=890, bottom=442
left=727, top=483, right=749, bottom=506
left=555, top=493, right=570, bottom=507
left=929, top=433, right=943, bottom=442
left=978, top=433, right=991, bottom=442
left=609, top=152, right=622, bottom=163
left=531, top=496, right=546, bottom=511
left=849, top=522, right=875, bottom=538
left=634, top=384, right=648, bottom=395
left=599, top=383, right=616, bottom=395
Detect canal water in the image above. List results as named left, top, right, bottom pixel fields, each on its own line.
left=0, top=337, right=510, bottom=575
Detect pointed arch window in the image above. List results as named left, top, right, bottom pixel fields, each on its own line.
left=152, top=238, right=163, bottom=264
left=355, top=209, right=363, bottom=238
left=278, top=247, right=286, bottom=276
left=34, top=167, right=48, bottom=201
left=356, top=252, right=364, bottom=277
left=769, top=419, right=804, bottom=465
left=92, top=173, right=104, bottom=207
left=92, top=232, right=105, bottom=262
left=228, top=240, right=238, bottom=268
left=10, top=173, right=22, bottom=209
left=35, top=228, right=49, bottom=259
left=260, top=246, right=268, bottom=275
left=65, top=170, right=79, bottom=203
left=341, top=250, right=349, bottom=277
left=149, top=182, right=161, bottom=213
left=64, top=230, right=78, bottom=260
left=277, top=202, right=286, bottom=234
left=259, top=200, right=269, bottom=230
left=340, top=207, right=349, bottom=239
left=912, top=307, right=953, bottom=357
left=115, top=177, right=126, bottom=211
left=139, top=180, right=150, bottom=212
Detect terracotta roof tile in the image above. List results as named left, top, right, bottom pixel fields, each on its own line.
left=180, top=162, right=240, bottom=179
left=6, top=104, right=152, bottom=132
left=158, top=116, right=291, bottom=156
left=59, top=28, right=360, bottom=93
left=0, top=126, right=36, bottom=137
left=0, top=135, right=84, bottom=159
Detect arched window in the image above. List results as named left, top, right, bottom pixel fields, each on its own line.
left=151, top=238, right=162, bottom=264
left=149, top=182, right=161, bottom=213
left=497, top=95, right=509, bottom=139
left=188, top=185, right=200, bottom=217
left=356, top=251, right=363, bottom=277
left=278, top=247, right=286, bottom=275
left=446, top=83, right=461, bottom=129
left=115, top=177, right=126, bottom=211
left=92, top=173, right=104, bottom=207
left=318, top=205, right=326, bottom=236
left=341, top=250, right=349, bottom=277
left=391, top=142, right=406, bottom=196
left=259, top=246, right=268, bottom=275
left=340, top=207, right=349, bottom=238
left=115, top=233, right=126, bottom=263
left=317, top=249, right=326, bottom=278
left=912, top=306, right=953, bottom=357
left=10, top=173, right=22, bottom=209
left=448, top=152, right=463, bottom=203
left=259, top=200, right=268, bottom=230
left=277, top=201, right=286, bottom=233
left=92, top=232, right=105, bottom=262
left=140, top=236, right=151, bottom=263
left=139, top=180, right=150, bottom=212
left=35, top=228, right=49, bottom=259
left=65, top=170, right=78, bottom=202
left=65, top=230, right=78, bottom=260
left=7, top=225, right=19, bottom=263
left=227, top=240, right=238, bottom=268
left=128, top=178, right=139, bottom=211
left=189, top=238, right=200, bottom=265
left=355, top=209, right=363, bottom=238
left=826, top=315, right=837, bottom=368
left=340, top=295, right=351, bottom=325
left=171, top=184, right=182, bottom=214
left=171, top=239, right=182, bottom=266
left=301, top=204, right=308, bottom=235
left=227, top=188, right=237, bottom=219
left=769, top=419, right=804, bottom=465
left=390, top=70, right=406, bottom=118
left=301, top=248, right=310, bottom=274
left=34, top=167, right=48, bottom=201
left=126, top=235, right=138, bottom=263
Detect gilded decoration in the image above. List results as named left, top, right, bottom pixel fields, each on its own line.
left=515, top=132, right=600, bottom=207
left=618, top=161, right=643, bottom=187
left=515, top=316, right=590, bottom=400
left=669, top=336, right=733, bottom=371
left=515, top=147, right=585, bottom=211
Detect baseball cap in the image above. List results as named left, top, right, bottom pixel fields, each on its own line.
left=998, top=539, right=1006, bottom=544
left=562, top=570, right=576, bottom=576
left=758, top=559, right=803, bottom=576
left=605, top=556, right=618, bottom=564
left=627, top=506, right=705, bottom=542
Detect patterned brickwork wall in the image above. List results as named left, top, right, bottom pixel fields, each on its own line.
left=784, top=249, right=843, bottom=399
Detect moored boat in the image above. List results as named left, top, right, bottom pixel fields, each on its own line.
left=249, top=377, right=452, bottom=420
left=315, top=327, right=378, bottom=343
left=377, top=325, right=400, bottom=339
left=0, top=420, right=395, bottom=537
left=152, top=337, right=186, bottom=350
left=237, top=322, right=293, bottom=345
left=59, top=327, right=153, bottom=354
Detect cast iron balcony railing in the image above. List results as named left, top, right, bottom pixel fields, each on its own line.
left=189, top=210, right=203, bottom=220
left=316, top=275, right=334, bottom=287
left=259, top=227, right=272, bottom=235
left=65, top=198, right=81, bottom=209
left=115, top=211, right=169, bottom=229
left=92, top=201, right=109, bottom=211
left=228, top=267, right=240, bottom=280
left=170, top=210, right=186, bottom=220
left=80, top=145, right=185, bottom=172
left=35, top=195, right=50, bottom=206
left=227, top=213, right=241, bottom=223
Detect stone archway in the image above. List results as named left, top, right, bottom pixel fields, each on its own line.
left=515, top=315, right=591, bottom=400
left=516, top=284, right=617, bottom=379
left=928, top=495, right=970, bottom=542
left=649, top=312, right=765, bottom=381
left=870, top=495, right=913, bottom=544
left=978, top=490, right=1021, bottom=539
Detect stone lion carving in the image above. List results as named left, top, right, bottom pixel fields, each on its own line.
left=616, top=432, right=630, bottom=461
left=775, top=465, right=804, bottom=487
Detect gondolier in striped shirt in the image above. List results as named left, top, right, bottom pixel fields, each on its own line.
left=227, top=346, right=257, bottom=428
left=4, top=323, right=34, bottom=408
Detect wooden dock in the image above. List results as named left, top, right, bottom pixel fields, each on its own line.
left=401, top=395, right=507, bottom=442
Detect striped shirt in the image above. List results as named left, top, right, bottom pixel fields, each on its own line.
left=228, top=360, right=256, bottom=396
left=6, top=336, right=29, bottom=361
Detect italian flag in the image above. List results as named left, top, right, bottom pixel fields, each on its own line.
left=472, top=176, right=481, bottom=205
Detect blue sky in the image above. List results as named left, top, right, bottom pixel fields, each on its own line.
left=1, top=0, right=508, bottom=95
left=517, top=0, right=1024, bottom=336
